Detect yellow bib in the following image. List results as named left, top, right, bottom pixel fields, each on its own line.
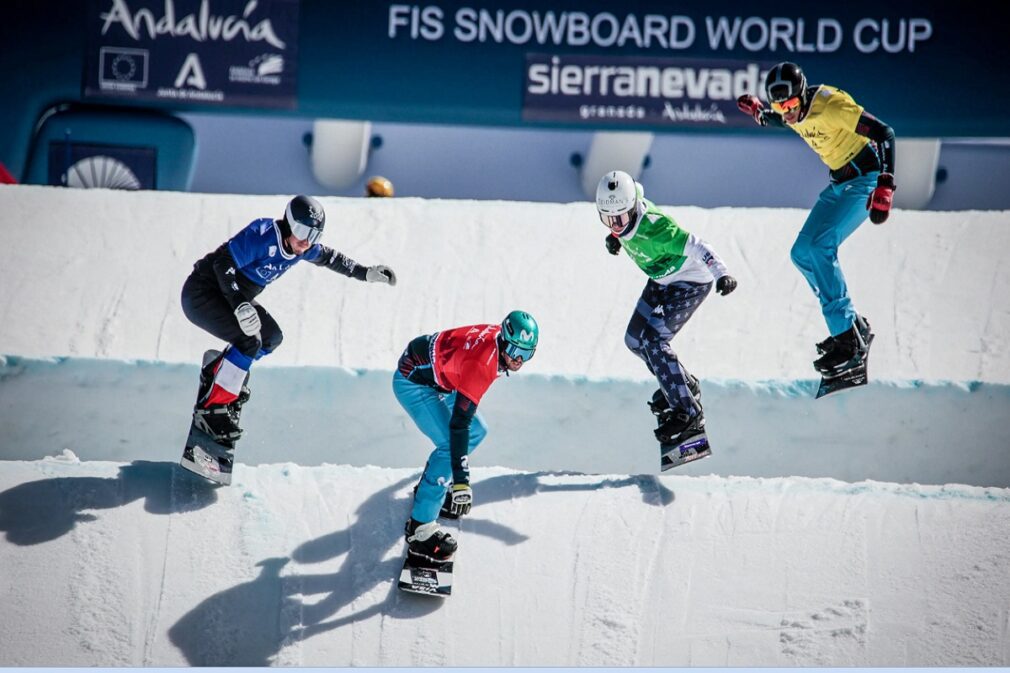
left=790, top=85, right=869, bottom=171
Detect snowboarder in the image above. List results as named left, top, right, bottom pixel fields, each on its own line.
left=596, top=170, right=737, bottom=466
left=737, top=61, right=895, bottom=378
left=180, top=195, right=397, bottom=442
left=394, top=311, right=539, bottom=561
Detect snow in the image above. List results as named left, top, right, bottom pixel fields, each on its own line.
left=0, top=184, right=1009, bottom=666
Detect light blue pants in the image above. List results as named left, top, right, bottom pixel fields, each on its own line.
left=790, top=173, right=878, bottom=337
left=392, top=370, right=487, bottom=523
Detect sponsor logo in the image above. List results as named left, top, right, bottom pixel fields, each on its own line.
left=174, top=53, right=207, bottom=89
left=525, top=54, right=767, bottom=127
left=229, top=53, right=285, bottom=85
left=527, top=56, right=764, bottom=105
left=98, top=0, right=287, bottom=49
left=661, top=102, right=727, bottom=123
left=157, top=53, right=224, bottom=101
left=98, top=46, right=149, bottom=91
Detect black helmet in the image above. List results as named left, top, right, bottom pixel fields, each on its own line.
left=284, top=195, right=325, bottom=244
left=764, top=62, right=807, bottom=104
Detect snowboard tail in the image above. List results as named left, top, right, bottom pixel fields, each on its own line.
left=398, top=551, right=454, bottom=597
left=660, top=432, right=711, bottom=471
left=180, top=424, right=234, bottom=485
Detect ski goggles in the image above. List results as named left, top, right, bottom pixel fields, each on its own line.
left=289, top=220, right=323, bottom=245
left=502, top=340, right=535, bottom=364
left=600, top=209, right=637, bottom=235
left=771, top=96, right=801, bottom=114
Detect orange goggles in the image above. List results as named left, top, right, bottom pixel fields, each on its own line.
left=771, top=96, right=801, bottom=114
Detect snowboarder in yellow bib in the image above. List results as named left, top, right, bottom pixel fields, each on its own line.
left=737, top=62, right=895, bottom=379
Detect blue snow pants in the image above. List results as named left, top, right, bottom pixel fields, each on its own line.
left=392, top=370, right=487, bottom=523
left=790, top=173, right=878, bottom=337
left=625, top=280, right=713, bottom=416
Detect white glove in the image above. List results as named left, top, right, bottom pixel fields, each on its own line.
left=366, top=265, right=397, bottom=286
left=234, top=302, right=261, bottom=337
left=449, top=483, right=472, bottom=516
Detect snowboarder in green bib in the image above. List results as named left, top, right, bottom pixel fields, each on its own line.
left=596, top=171, right=737, bottom=467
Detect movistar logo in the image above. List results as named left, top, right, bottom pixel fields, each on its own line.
left=520, top=329, right=535, bottom=343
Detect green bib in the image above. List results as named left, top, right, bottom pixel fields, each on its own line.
left=621, top=200, right=690, bottom=279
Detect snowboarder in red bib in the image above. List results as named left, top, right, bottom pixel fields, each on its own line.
left=394, top=311, right=539, bottom=561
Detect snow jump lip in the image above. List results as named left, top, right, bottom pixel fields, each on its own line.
left=1, top=356, right=1008, bottom=489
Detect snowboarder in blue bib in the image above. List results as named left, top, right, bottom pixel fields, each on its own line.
left=181, top=195, right=397, bottom=441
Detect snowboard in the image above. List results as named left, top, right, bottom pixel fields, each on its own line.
left=660, top=431, right=711, bottom=471
left=180, top=424, right=234, bottom=485
left=398, top=551, right=454, bottom=597
left=179, top=349, right=237, bottom=486
left=815, top=333, right=875, bottom=399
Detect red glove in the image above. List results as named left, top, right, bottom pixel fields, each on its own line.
left=867, top=173, right=895, bottom=224
left=736, top=95, right=766, bottom=126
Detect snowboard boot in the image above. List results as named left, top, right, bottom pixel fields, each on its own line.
left=813, top=323, right=867, bottom=375
left=655, top=406, right=706, bottom=445
left=648, top=378, right=701, bottom=418
left=192, top=404, right=243, bottom=445
left=654, top=407, right=693, bottom=444
left=404, top=518, right=458, bottom=562
left=227, top=380, right=252, bottom=425
left=192, top=349, right=243, bottom=444
left=668, top=410, right=706, bottom=447
left=686, top=373, right=701, bottom=403
left=817, top=315, right=872, bottom=355
left=196, top=350, right=224, bottom=406
left=855, top=314, right=873, bottom=345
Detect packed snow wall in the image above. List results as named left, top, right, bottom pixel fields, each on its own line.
left=1, top=186, right=1008, bottom=486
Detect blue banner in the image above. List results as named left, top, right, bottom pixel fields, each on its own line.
left=82, top=0, right=300, bottom=109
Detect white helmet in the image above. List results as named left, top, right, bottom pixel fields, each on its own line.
left=596, top=171, right=640, bottom=235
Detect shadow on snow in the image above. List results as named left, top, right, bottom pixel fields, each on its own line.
left=167, top=471, right=673, bottom=666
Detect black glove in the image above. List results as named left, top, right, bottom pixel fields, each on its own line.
left=605, top=234, right=621, bottom=255
left=716, top=275, right=737, bottom=296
